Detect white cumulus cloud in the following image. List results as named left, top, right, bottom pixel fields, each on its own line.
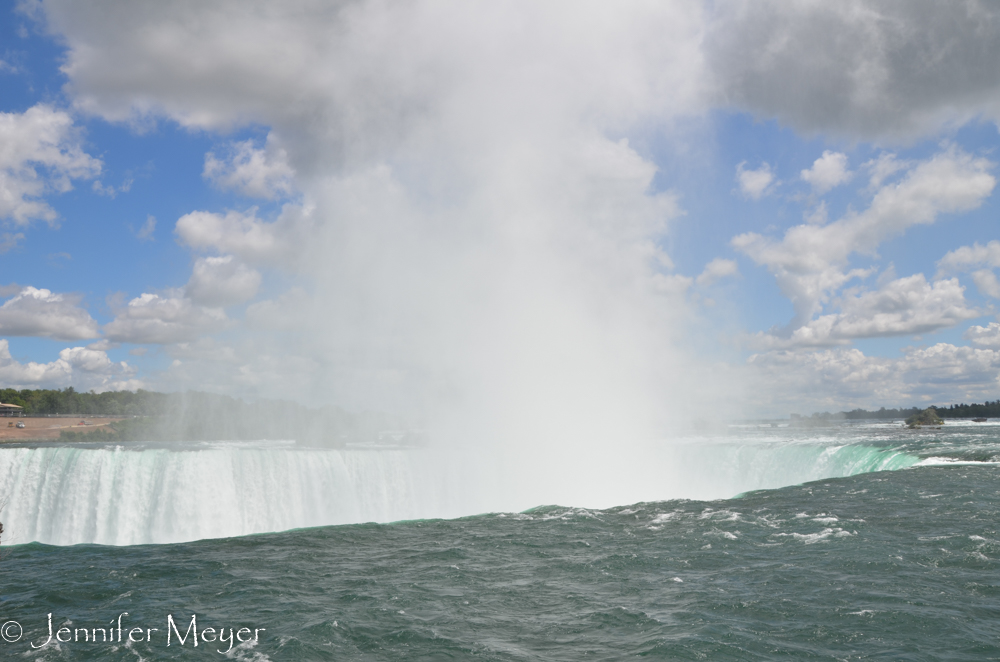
left=0, top=104, right=102, bottom=225
left=0, top=339, right=140, bottom=391
left=735, top=161, right=775, bottom=199
left=753, top=276, right=980, bottom=348
left=964, top=322, right=1000, bottom=349
left=696, top=258, right=740, bottom=286
left=746, top=343, right=1000, bottom=414
left=829, top=276, right=979, bottom=338
left=864, top=153, right=907, bottom=191
left=734, top=147, right=995, bottom=328
left=203, top=134, right=295, bottom=199
left=800, top=150, right=851, bottom=194
left=936, top=240, right=1000, bottom=299
left=103, top=292, right=229, bottom=344
left=174, top=206, right=309, bottom=269
left=971, top=269, right=1000, bottom=299
left=0, top=286, right=99, bottom=340
left=938, top=240, right=1000, bottom=273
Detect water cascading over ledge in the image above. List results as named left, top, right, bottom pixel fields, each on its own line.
left=0, top=440, right=918, bottom=546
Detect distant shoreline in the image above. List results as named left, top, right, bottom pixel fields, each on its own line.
left=0, top=417, right=120, bottom=442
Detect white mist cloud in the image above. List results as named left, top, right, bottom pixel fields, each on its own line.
left=38, top=0, right=718, bottom=439
left=0, top=286, right=100, bottom=339
left=0, top=104, right=101, bottom=225
left=185, top=255, right=261, bottom=306
left=245, top=288, right=310, bottom=331
left=167, top=338, right=239, bottom=364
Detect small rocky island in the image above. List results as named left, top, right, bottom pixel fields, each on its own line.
left=905, top=407, right=944, bottom=428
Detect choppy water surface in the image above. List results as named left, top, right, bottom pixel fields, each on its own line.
left=0, top=422, right=998, bottom=660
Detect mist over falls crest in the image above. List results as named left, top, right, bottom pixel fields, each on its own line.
left=27, top=1, right=732, bottom=443
left=0, top=429, right=920, bottom=546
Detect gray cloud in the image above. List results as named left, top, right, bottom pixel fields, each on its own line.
left=707, top=0, right=1000, bottom=139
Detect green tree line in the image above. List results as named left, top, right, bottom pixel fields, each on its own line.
left=0, top=387, right=169, bottom=416
left=808, top=400, right=1000, bottom=420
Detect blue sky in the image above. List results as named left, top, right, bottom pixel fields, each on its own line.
left=2, top=1, right=1000, bottom=423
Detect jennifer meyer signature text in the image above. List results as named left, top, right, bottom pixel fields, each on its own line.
left=2, top=613, right=266, bottom=654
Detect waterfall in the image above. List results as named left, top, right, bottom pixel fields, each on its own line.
left=0, top=439, right=918, bottom=546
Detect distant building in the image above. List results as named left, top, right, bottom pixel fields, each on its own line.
left=0, top=403, right=23, bottom=417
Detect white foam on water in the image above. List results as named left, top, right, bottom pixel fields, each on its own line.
left=915, top=457, right=1000, bottom=466
left=774, top=528, right=855, bottom=544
